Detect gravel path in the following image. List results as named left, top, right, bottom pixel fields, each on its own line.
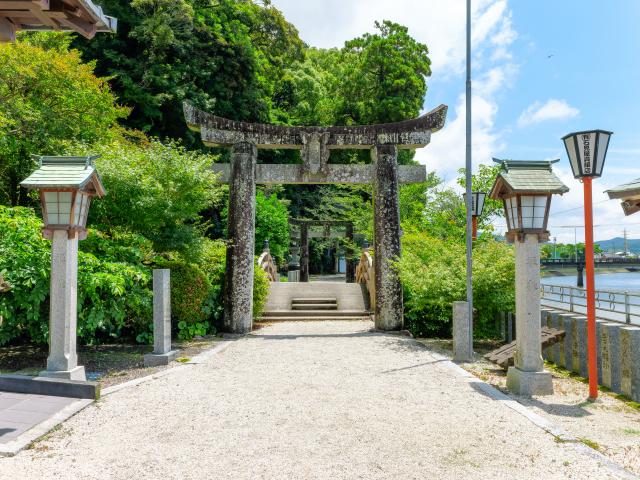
left=1, top=321, right=633, bottom=479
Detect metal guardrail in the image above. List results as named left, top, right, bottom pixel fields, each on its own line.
left=540, top=283, right=640, bottom=326
left=541, top=257, right=640, bottom=266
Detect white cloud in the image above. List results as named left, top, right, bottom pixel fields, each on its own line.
left=271, top=0, right=518, bottom=179
left=517, top=99, right=579, bottom=127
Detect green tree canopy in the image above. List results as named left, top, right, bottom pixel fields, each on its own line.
left=72, top=0, right=304, bottom=145
left=0, top=40, right=126, bottom=206
left=71, top=135, right=222, bottom=253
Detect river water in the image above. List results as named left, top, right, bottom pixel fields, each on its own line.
left=541, top=271, right=640, bottom=325
left=542, top=271, right=640, bottom=293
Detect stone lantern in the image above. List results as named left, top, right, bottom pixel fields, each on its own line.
left=21, top=156, right=105, bottom=381
left=490, top=159, right=569, bottom=396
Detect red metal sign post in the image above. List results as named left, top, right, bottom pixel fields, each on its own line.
left=582, top=177, right=598, bottom=400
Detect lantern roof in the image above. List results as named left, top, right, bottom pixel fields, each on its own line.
left=605, top=179, right=640, bottom=216
left=20, top=156, right=105, bottom=197
left=489, top=158, right=569, bottom=199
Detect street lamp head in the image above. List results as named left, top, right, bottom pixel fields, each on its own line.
left=562, top=130, right=613, bottom=179
left=463, top=191, right=487, bottom=217
left=20, top=156, right=105, bottom=239
left=490, top=159, right=569, bottom=243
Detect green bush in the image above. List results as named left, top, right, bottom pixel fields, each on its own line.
left=0, top=206, right=152, bottom=346
left=191, top=238, right=271, bottom=329
left=398, top=232, right=514, bottom=338
left=71, top=136, right=222, bottom=254
left=253, top=263, right=270, bottom=318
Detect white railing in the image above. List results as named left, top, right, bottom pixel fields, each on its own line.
left=541, top=283, right=640, bottom=326
left=355, top=250, right=375, bottom=310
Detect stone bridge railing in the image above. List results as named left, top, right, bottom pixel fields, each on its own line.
left=257, top=251, right=279, bottom=282
left=355, top=250, right=375, bottom=310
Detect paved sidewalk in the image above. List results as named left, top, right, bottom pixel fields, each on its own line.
left=0, top=392, right=75, bottom=443
left=1, top=321, right=635, bottom=479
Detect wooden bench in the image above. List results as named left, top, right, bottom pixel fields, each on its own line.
left=484, top=326, right=565, bottom=369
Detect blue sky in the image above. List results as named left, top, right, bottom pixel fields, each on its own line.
left=271, top=0, right=640, bottom=244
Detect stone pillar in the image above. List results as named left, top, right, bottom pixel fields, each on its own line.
left=224, top=142, right=256, bottom=333
left=345, top=223, right=355, bottom=283
left=372, top=145, right=403, bottom=331
left=41, top=230, right=85, bottom=381
left=507, top=233, right=553, bottom=396
left=453, top=301, right=473, bottom=362
left=620, top=326, right=640, bottom=402
left=144, top=269, right=178, bottom=366
left=300, top=224, right=309, bottom=282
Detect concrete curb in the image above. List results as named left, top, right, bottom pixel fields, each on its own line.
left=417, top=345, right=639, bottom=480
left=0, top=398, right=93, bottom=457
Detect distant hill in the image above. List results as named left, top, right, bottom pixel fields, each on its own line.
left=595, top=237, right=640, bottom=254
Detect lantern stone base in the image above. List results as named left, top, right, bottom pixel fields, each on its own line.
left=144, top=350, right=179, bottom=367
left=507, top=367, right=553, bottom=396
left=39, top=365, right=86, bottom=382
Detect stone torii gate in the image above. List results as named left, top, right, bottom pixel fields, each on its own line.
left=290, top=219, right=355, bottom=283
left=184, top=102, right=447, bottom=334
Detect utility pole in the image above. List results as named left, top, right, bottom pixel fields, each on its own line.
left=624, top=228, right=629, bottom=255
left=464, top=0, right=474, bottom=358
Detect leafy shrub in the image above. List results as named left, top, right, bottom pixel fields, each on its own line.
left=70, top=136, right=222, bottom=254
left=0, top=206, right=152, bottom=346
left=191, top=238, right=271, bottom=329
left=398, top=233, right=514, bottom=338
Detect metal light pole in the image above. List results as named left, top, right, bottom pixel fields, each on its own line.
left=562, top=129, right=613, bottom=401
left=464, top=0, right=474, bottom=356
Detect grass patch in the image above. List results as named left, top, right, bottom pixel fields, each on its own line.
left=614, top=394, right=640, bottom=412
left=622, top=428, right=640, bottom=435
left=579, top=437, right=602, bottom=452
left=176, top=357, right=191, bottom=363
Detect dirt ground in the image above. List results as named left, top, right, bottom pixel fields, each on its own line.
left=0, top=336, right=222, bottom=388
left=417, top=338, right=640, bottom=477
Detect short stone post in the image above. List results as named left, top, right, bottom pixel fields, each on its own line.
left=300, top=224, right=309, bottom=282
left=600, top=322, right=621, bottom=392
left=453, top=301, right=473, bottom=362
left=506, top=233, right=553, bottom=396
left=144, top=269, right=178, bottom=367
left=620, top=326, right=640, bottom=401
left=372, top=144, right=403, bottom=330
left=41, top=230, right=85, bottom=380
left=224, top=141, right=256, bottom=333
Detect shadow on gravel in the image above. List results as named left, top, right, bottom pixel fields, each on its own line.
left=520, top=398, right=594, bottom=418
left=380, top=359, right=449, bottom=374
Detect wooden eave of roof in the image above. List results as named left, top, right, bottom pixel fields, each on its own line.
left=606, top=180, right=640, bottom=200
left=0, top=0, right=116, bottom=42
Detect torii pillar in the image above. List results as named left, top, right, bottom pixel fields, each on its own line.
left=373, top=145, right=403, bottom=330
left=183, top=102, right=448, bottom=333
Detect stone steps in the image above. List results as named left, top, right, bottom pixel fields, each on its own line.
left=257, top=316, right=370, bottom=323
left=262, top=310, right=368, bottom=317
left=291, top=303, right=337, bottom=310
left=261, top=282, right=371, bottom=323
left=291, top=298, right=337, bottom=304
